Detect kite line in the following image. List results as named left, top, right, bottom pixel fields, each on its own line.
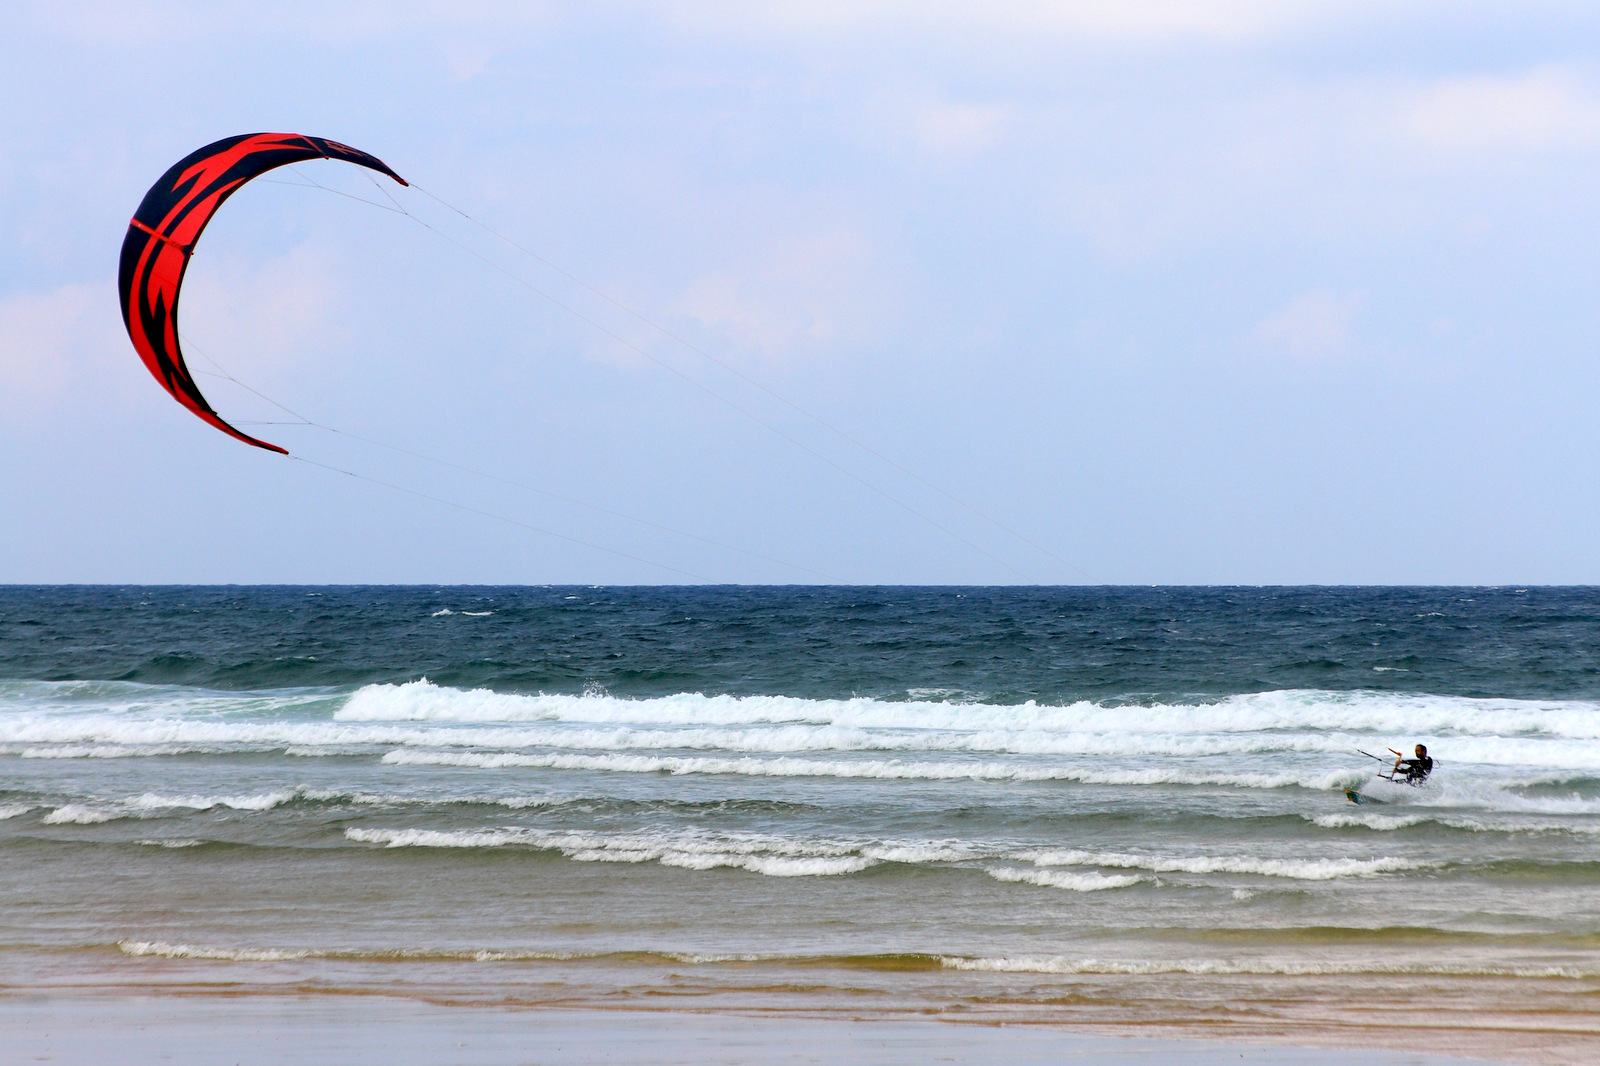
left=272, top=165, right=1039, bottom=581
left=182, top=334, right=837, bottom=582
left=406, top=180, right=1091, bottom=582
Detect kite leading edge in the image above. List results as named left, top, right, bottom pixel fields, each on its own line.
left=117, top=133, right=407, bottom=453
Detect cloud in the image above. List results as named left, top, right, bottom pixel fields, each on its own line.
left=659, top=0, right=1360, bottom=46
left=23, top=1, right=556, bottom=46
left=177, top=243, right=342, bottom=384
left=859, top=89, right=1013, bottom=160
left=910, top=101, right=1012, bottom=157
left=1253, top=291, right=1362, bottom=361
left=0, top=282, right=123, bottom=407
left=672, top=230, right=889, bottom=359
left=1401, top=67, right=1600, bottom=154
left=444, top=39, right=499, bottom=80
left=22, top=0, right=1379, bottom=49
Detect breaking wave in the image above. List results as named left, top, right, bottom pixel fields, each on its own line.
left=938, top=955, right=1600, bottom=978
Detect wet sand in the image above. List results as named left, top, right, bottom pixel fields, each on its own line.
left=7, top=946, right=1597, bottom=1065
left=0, top=995, right=1521, bottom=1066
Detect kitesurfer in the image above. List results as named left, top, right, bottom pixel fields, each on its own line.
left=1392, top=744, right=1433, bottom=783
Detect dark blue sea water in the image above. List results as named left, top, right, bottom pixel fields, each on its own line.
left=7, top=585, right=1600, bottom=699
left=3, top=586, right=1597, bottom=1035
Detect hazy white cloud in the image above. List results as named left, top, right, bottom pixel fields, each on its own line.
left=26, top=0, right=556, bottom=46
left=860, top=90, right=1014, bottom=160
left=1055, top=174, right=1218, bottom=265
left=911, top=101, right=1013, bottom=157
left=444, top=40, right=499, bottom=80
left=1253, top=291, right=1362, bottom=361
left=0, top=282, right=122, bottom=406
left=673, top=230, right=888, bottom=359
left=178, top=244, right=341, bottom=384
left=1400, top=67, right=1600, bottom=154
left=658, top=0, right=1366, bottom=46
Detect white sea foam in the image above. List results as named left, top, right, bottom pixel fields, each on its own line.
left=1020, top=849, right=1422, bottom=880
left=104, top=939, right=1600, bottom=979
left=0, top=803, right=33, bottom=820
left=986, top=867, right=1144, bottom=891
left=119, top=940, right=312, bottom=961
left=938, top=955, right=1600, bottom=978
left=345, top=824, right=1398, bottom=886
left=495, top=796, right=553, bottom=810
left=41, top=804, right=122, bottom=825
left=20, top=745, right=150, bottom=759
left=335, top=680, right=1600, bottom=743
left=9, top=675, right=1600, bottom=777
left=8, top=679, right=1600, bottom=822
left=32, top=787, right=348, bottom=826
left=135, top=838, right=204, bottom=848
left=378, top=748, right=1360, bottom=790
left=863, top=841, right=978, bottom=865
left=10, top=679, right=1600, bottom=776
left=665, top=852, right=873, bottom=877
left=348, top=827, right=526, bottom=848
left=1310, top=810, right=1600, bottom=835
left=1344, top=777, right=1600, bottom=815
left=114, top=940, right=643, bottom=964
left=345, top=825, right=958, bottom=878
left=1310, top=812, right=1434, bottom=831
left=124, top=790, right=301, bottom=812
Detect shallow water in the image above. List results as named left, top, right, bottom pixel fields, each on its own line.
left=2, top=586, right=1597, bottom=1054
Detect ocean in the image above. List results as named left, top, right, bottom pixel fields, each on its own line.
left=3, top=586, right=1597, bottom=1048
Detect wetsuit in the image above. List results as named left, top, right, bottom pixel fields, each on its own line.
left=1395, top=756, right=1432, bottom=783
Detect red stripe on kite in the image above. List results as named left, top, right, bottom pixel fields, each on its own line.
left=117, top=133, right=406, bottom=454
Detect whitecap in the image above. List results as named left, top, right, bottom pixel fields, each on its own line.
left=378, top=748, right=1362, bottom=790
left=1018, top=848, right=1423, bottom=880
left=119, top=940, right=311, bottom=961
left=938, top=955, right=1600, bottom=978
left=42, top=804, right=125, bottom=825
left=986, top=867, right=1144, bottom=892
left=345, top=826, right=908, bottom=879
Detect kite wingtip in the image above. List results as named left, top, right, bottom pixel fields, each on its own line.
left=240, top=435, right=290, bottom=456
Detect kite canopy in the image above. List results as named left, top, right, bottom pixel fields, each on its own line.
left=117, top=133, right=407, bottom=453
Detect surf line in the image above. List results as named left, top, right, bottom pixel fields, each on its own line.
left=181, top=332, right=830, bottom=582
left=269, top=165, right=1045, bottom=582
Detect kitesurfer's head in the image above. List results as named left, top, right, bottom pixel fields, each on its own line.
left=1415, top=744, right=1427, bottom=757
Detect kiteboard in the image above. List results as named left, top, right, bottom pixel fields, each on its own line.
left=1344, top=787, right=1384, bottom=805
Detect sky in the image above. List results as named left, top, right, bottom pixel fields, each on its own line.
left=3, top=1, right=1599, bottom=584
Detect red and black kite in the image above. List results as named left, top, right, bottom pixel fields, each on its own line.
left=118, top=133, right=407, bottom=453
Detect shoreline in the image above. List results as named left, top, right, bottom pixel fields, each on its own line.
left=3, top=981, right=1594, bottom=1066
left=6, top=940, right=1598, bottom=1064
left=0, top=993, right=1537, bottom=1066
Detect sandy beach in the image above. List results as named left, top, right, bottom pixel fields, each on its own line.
left=0, top=995, right=1537, bottom=1066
